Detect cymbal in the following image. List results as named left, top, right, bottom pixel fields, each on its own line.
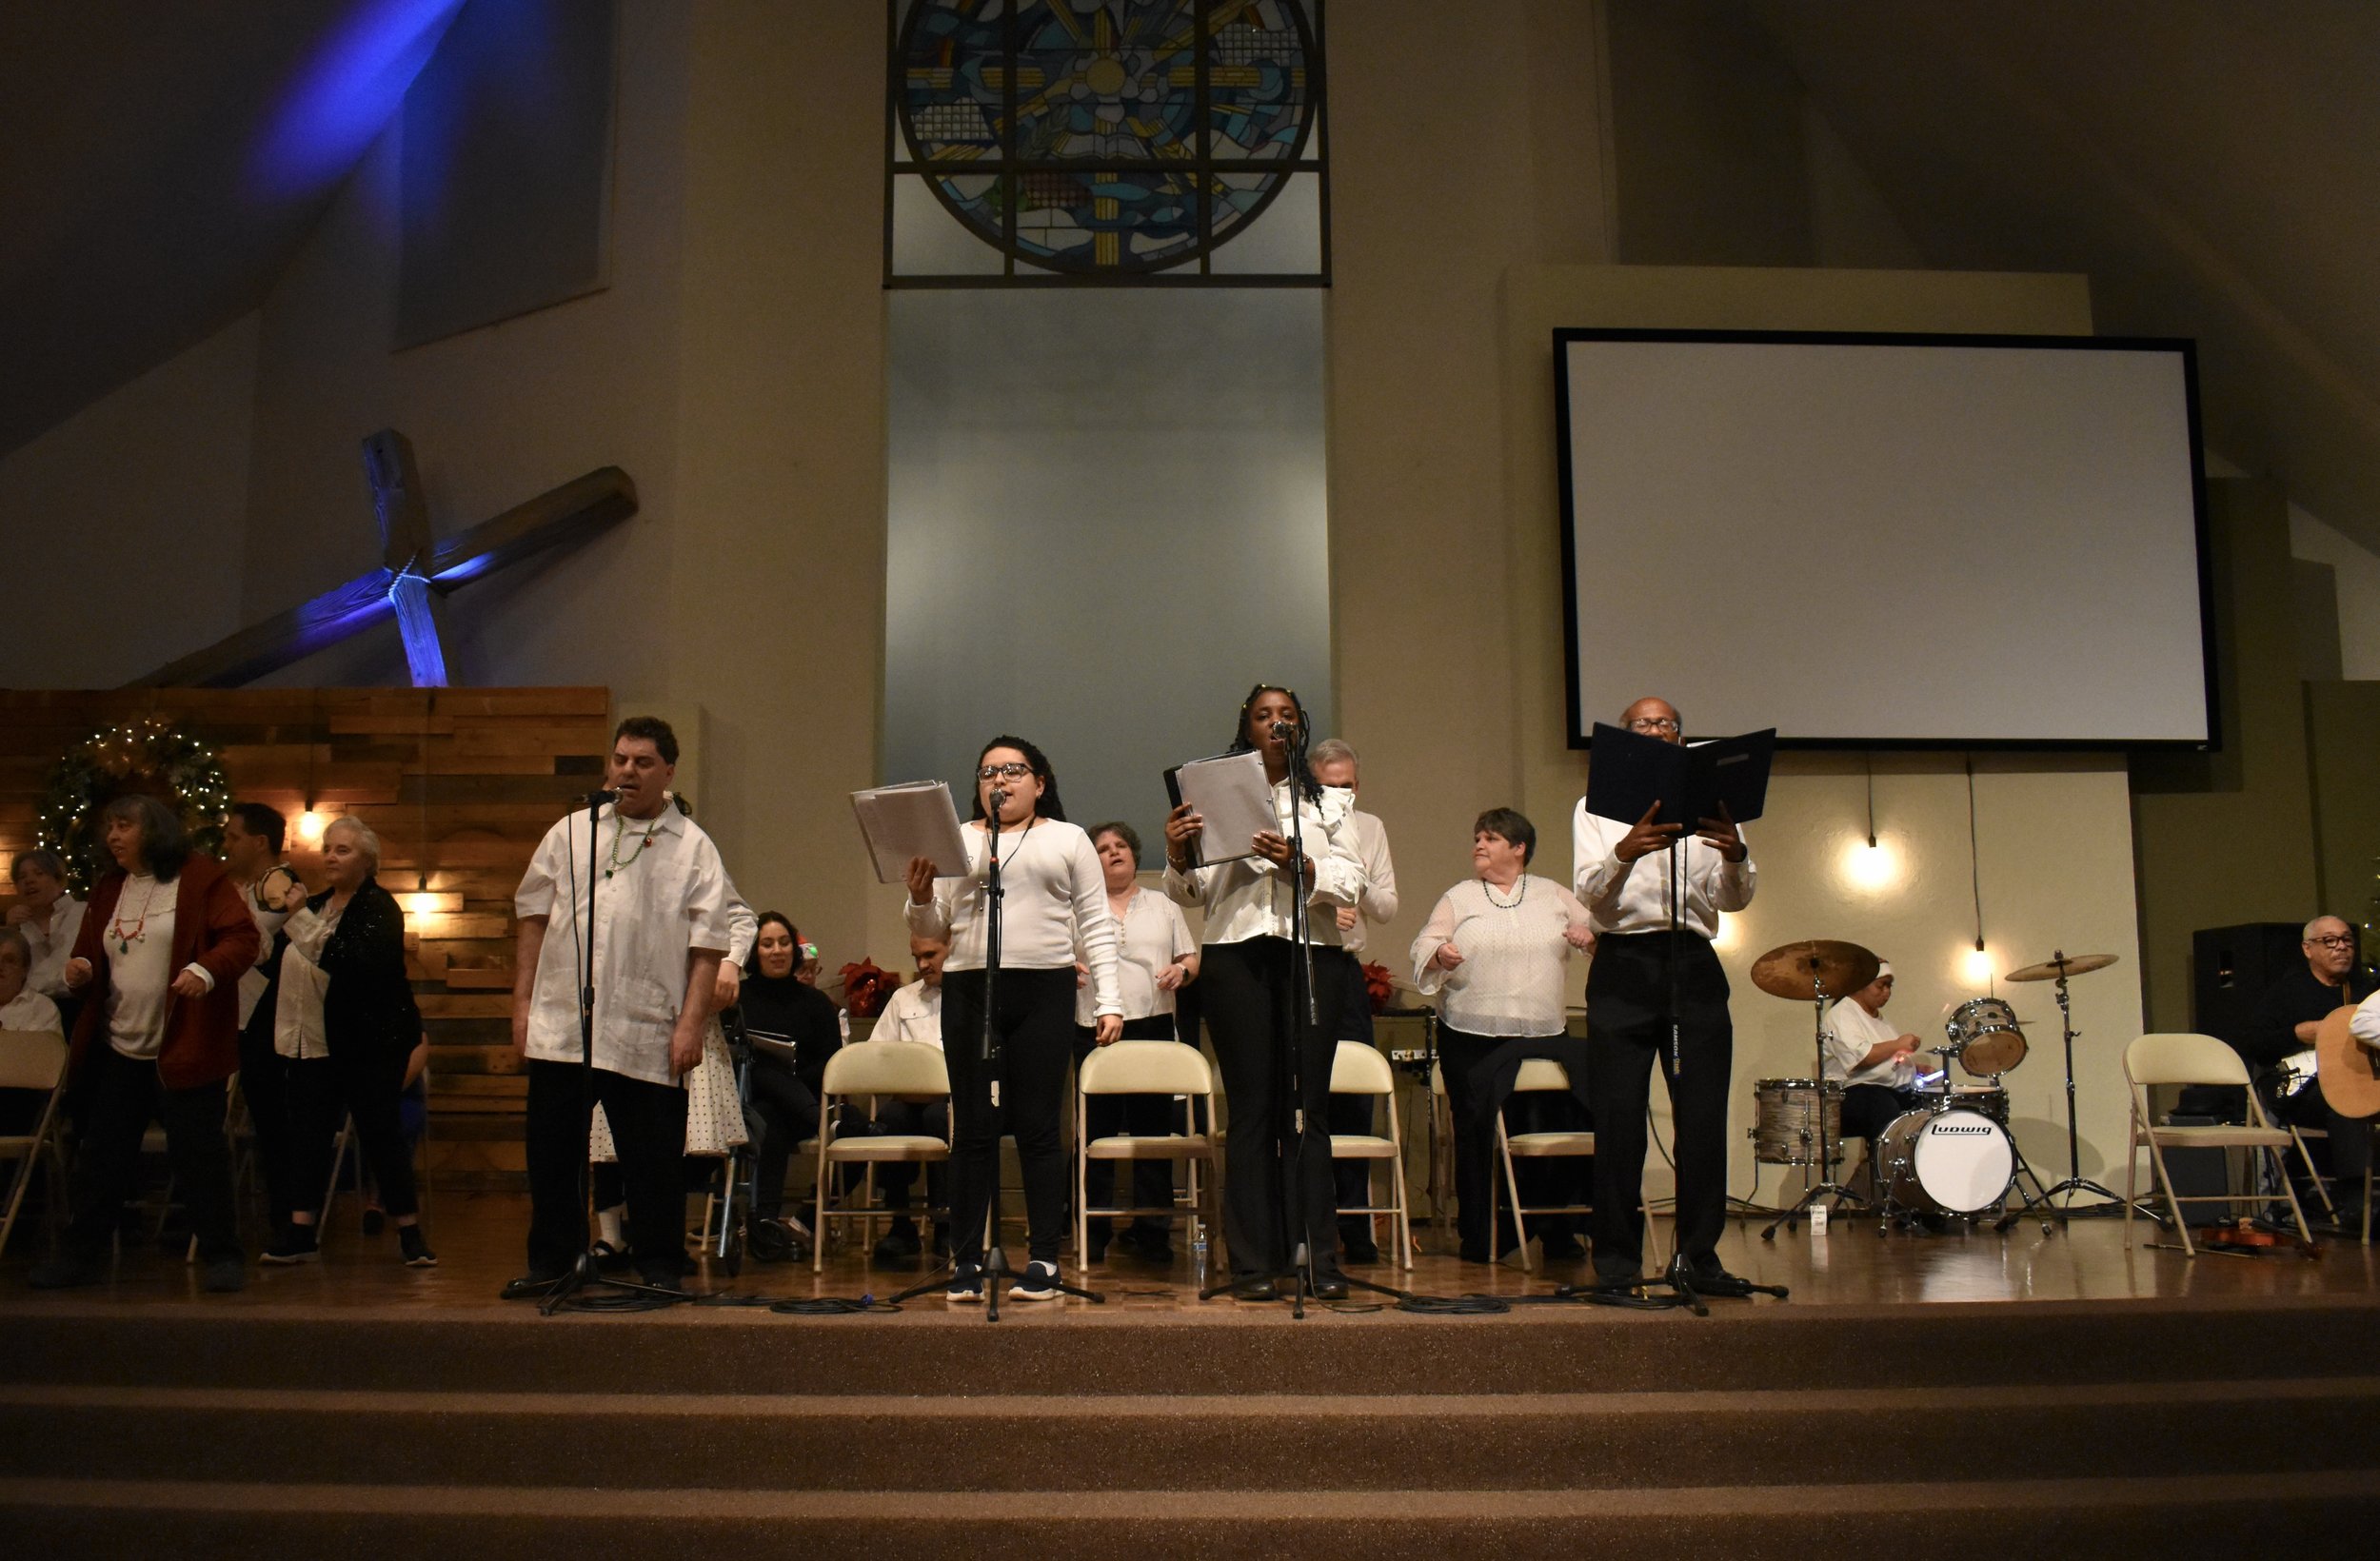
left=2004, top=951, right=2120, bottom=983
left=1751, top=939, right=1880, bottom=1002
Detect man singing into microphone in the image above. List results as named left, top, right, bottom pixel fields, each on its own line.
left=1572, top=696, right=1758, bottom=1295
left=504, top=716, right=733, bottom=1298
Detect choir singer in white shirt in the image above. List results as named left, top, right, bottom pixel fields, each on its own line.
left=907, top=737, right=1122, bottom=1304
left=1571, top=696, right=1757, bottom=1295
left=1309, top=738, right=1399, bottom=1266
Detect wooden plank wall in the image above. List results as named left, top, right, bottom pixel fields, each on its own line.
left=0, top=687, right=612, bottom=1191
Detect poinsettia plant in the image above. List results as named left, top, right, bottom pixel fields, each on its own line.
left=839, top=958, right=900, bottom=1018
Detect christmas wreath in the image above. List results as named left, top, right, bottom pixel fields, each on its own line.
left=37, top=717, right=231, bottom=893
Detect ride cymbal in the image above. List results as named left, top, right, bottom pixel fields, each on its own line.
left=1751, top=939, right=1881, bottom=1002
left=2003, top=952, right=2119, bottom=983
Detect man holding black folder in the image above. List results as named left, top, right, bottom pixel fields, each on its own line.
left=1572, top=697, right=1759, bottom=1295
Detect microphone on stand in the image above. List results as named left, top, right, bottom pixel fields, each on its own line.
left=573, top=789, right=621, bottom=805
left=1268, top=720, right=1296, bottom=742
left=989, top=786, right=1008, bottom=814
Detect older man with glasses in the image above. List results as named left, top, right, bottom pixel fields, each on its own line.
left=2249, top=916, right=2374, bottom=1224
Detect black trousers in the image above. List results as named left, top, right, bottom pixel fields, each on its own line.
left=1330, top=954, right=1378, bottom=1244
left=1587, top=932, right=1733, bottom=1272
left=237, top=1012, right=302, bottom=1225
left=1202, top=938, right=1347, bottom=1280
left=1841, top=1082, right=1926, bottom=1144
left=868, top=1097, right=948, bottom=1215
left=2277, top=1083, right=2374, bottom=1188
left=746, top=1057, right=818, bottom=1219
left=525, top=1058, right=687, bottom=1280
left=1438, top=1026, right=1591, bottom=1257
left=288, top=1045, right=419, bottom=1220
left=942, top=967, right=1075, bottom=1268
left=1074, top=1015, right=1179, bottom=1237
left=63, top=1044, right=240, bottom=1264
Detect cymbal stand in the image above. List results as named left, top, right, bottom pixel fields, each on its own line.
left=1761, top=977, right=1867, bottom=1239
left=1993, top=963, right=2159, bottom=1230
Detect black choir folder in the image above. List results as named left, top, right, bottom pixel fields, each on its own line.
left=1584, top=723, right=1775, bottom=829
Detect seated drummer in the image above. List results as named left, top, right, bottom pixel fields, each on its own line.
left=1823, top=961, right=1925, bottom=1143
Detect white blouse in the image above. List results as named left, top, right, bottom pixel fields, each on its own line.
left=906, top=818, right=1123, bottom=1018
left=238, top=879, right=291, bottom=1030
left=1076, top=886, right=1198, bottom=1025
left=877, top=978, right=943, bottom=1051
left=21, top=896, right=87, bottom=1000
left=1164, top=778, right=1364, bottom=947
left=0, top=989, right=62, bottom=1036
left=1411, top=876, right=1594, bottom=1037
left=272, top=899, right=347, bottom=1061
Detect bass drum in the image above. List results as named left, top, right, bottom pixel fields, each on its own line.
left=1877, top=1107, right=2014, bottom=1215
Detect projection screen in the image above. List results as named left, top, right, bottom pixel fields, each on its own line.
left=1556, top=330, right=2214, bottom=747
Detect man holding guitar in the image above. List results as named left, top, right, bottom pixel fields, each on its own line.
left=2252, top=917, right=2374, bottom=1224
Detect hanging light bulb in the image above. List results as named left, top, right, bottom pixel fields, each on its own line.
left=1962, top=941, right=1995, bottom=986
left=296, top=807, right=328, bottom=844
left=1841, top=835, right=1901, bottom=892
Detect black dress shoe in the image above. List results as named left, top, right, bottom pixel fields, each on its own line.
left=1310, top=1274, right=1350, bottom=1301
left=1668, top=1254, right=1760, bottom=1298
left=1539, top=1233, right=1586, bottom=1262
left=500, top=1272, right=565, bottom=1301
left=1590, top=1259, right=1642, bottom=1288
left=1228, top=1276, right=1280, bottom=1300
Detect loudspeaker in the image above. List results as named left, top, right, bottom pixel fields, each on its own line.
left=2191, top=922, right=2304, bottom=1049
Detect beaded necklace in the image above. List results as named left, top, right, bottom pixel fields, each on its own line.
left=605, top=810, right=664, bottom=879
left=111, top=876, right=163, bottom=954
left=1482, top=875, right=1527, bottom=910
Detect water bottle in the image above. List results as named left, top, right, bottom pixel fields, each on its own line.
left=1192, top=1232, right=1208, bottom=1288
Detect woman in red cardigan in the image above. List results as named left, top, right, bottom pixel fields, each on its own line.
left=29, top=794, right=259, bottom=1293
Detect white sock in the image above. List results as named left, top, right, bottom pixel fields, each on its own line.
left=597, top=1206, right=625, bottom=1248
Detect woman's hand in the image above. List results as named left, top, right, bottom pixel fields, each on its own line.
left=713, top=961, right=743, bottom=1012
left=1094, top=1015, right=1123, bottom=1046
left=1155, top=960, right=1186, bottom=992
left=904, top=856, right=938, bottom=906
left=169, top=968, right=208, bottom=999
left=1562, top=922, right=1597, bottom=952
left=3, top=903, right=31, bottom=927
left=1074, top=959, right=1088, bottom=991
left=1431, top=941, right=1465, bottom=972
left=1162, top=803, right=1203, bottom=870
left=280, top=878, right=309, bottom=914
left=63, top=957, right=92, bottom=990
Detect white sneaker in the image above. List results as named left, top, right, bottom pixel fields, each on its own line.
left=1008, top=1259, right=1062, bottom=1301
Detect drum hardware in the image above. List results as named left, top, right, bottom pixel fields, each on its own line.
left=1753, top=939, right=1880, bottom=1241
left=1992, top=948, right=2163, bottom=1232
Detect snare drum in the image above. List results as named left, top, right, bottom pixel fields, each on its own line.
left=1877, top=1107, right=2014, bottom=1215
left=1946, top=997, right=2028, bottom=1077
left=1944, top=1083, right=2010, bottom=1128
left=1750, top=1077, right=1844, bottom=1167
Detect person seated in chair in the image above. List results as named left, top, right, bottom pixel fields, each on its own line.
left=0, top=928, right=64, bottom=1141
left=1825, top=961, right=1927, bottom=1156
left=865, top=933, right=952, bottom=1262
left=2250, top=917, right=2375, bottom=1223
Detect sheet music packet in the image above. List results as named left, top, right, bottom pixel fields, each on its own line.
left=1162, top=750, right=1279, bottom=868
left=850, top=780, right=970, bottom=884
left=1583, top=723, right=1776, bottom=829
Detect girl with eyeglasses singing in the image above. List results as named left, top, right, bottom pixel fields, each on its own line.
left=906, top=736, right=1123, bottom=1302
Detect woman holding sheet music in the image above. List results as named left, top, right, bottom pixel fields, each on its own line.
left=1162, top=685, right=1365, bottom=1301
left=906, top=737, right=1122, bottom=1304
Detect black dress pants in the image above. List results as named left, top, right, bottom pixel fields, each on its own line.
left=869, top=1097, right=948, bottom=1215
left=1586, top=932, right=1733, bottom=1273
left=1841, top=1082, right=1926, bottom=1144
left=1202, top=938, right=1347, bottom=1281
left=237, top=1011, right=302, bottom=1226
left=1074, top=1015, right=1178, bottom=1239
left=1438, top=1026, right=1592, bottom=1258
left=942, top=967, right=1075, bottom=1268
left=288, top=1044, right=419, bottom=1220
left=525, top=1058, right=687, bottom=1280
left=63, top=1044, right=240, bottom=1264
left=746, top=1056, right=819, bottom=1219
left=1330, top=954, right=1379, bottom=1246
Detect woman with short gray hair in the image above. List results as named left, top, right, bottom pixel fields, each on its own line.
left=266, top=815, right=434, bottom=1267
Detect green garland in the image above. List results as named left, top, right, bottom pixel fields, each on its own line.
left=36, top=718, right=231, bottom=894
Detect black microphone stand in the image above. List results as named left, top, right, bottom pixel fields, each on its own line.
left=888, top=789, right=1100, bottom=1320
left=543, top=789, right=690, bottom=1314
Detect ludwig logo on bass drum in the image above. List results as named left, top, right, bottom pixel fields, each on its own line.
left=1932, top=1123, right=1994, bottom=1134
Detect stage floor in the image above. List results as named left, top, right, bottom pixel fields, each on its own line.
left=5, top=1190, right=2375, bottom=1318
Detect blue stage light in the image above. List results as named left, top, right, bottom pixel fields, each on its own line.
left=249, top=0, right=467, bottom=199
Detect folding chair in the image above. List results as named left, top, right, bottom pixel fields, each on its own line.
left=1495, top=1057, right=1595, bottom=1273
left=0, top=1029, right=70, bottom=1258
left=2124, top=1033, right=2311, bottom=1256
left=1076, top=1039, right=1215, bottom=1278
left=2283, top=1115, right=2335, bottom=1220
left=1329, top=1040, right=1411, bottom=1270
left=814, top=1040, right=950, bottom=1273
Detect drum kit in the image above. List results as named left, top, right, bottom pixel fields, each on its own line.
left=1749, top=938, right=2131, bottom=1237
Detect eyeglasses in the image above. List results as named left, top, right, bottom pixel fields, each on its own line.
left=978, top=762, right=1032, bottom=781
left=2307, top=935, right=2356, bottom=950
left=1627, top=717, right=1680, bottom=735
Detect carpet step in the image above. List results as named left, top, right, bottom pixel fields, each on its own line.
left=5, top=1471, right=2376, bottom=1557
left=2, top=1379, right=2374, bottom=1492
left=5, top=1298, right=2375, bottom=1396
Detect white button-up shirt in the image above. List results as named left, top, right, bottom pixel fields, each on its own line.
left=1076, top=885, right=1198, bottom=1025
left=516, top=803, right=734, bottom=1087
left=1571, top=800, right=1755, bottom=939
left=1165, top=779, right=1364, bottom=946
left=1, top=989, right=63, bottom=1036
left=239, top=877, right=291, bottom=1030
left=1824, top=995, right=1912, bottom=1087
left=877, top=978, right=943, bottom=1051
left=20, top=897, right=87, bottom=1000
left=1337, top=806, right=1399, bottom=957
left=272, top=899, right=345, bottom=1060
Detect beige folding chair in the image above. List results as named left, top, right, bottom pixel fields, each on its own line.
left=1496, top=1057, right=1596, bottom=1273
left=0, top=1029, right=71, bottom=1258
left=1075, top=1039, right=1215, bottom=1278
left=2284, top=1118, right=2336, bottom=1220
left=813, top=1041, right=950, bottom=1273
left=2124, top=1033, right=2311, bottom=1255
left=1329, top=1040, right=1411, bottom=1270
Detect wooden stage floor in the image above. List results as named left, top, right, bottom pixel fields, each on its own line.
left=6, top=1190, right=2375, bottom=1319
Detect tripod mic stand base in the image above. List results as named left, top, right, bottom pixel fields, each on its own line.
left=538, top=1248, right=693, bottom=1315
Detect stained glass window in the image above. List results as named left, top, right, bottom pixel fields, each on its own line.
left=888, top=0, right=1327, bottom=286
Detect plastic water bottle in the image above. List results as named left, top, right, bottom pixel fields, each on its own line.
left=1192, top=1232, right=1208, bottom=1288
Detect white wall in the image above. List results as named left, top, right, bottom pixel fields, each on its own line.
left=0, top=312, right=259, bottom=687
left=2290, top=502, right=2380, bottom=681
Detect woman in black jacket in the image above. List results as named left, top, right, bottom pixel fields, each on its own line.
left=264, top=817, right=435, bottom=1267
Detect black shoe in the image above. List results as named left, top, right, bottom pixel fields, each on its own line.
left=1591, top=1257, right=1643, bottom=1288
left=1133, top=1230, right=1175, bottom=1261
left=500, top=1272, right=565, bottom=1301
left=361, top=1207, right=386, bottom=1237
left=946, top=1263, right=985, bottom=1303
left=872, top=1218, right=922, bottom=1262
left=746, top=1217, right=794, bottom=1264
left=1086, top=1231, right=1111, bottom=1264
left=635, top=1264, right=684, bottom=1292
left=399, top=1227, right=437, bottom=1268
left=1458, top=1240, right=1493, bottom=1264
left=590, top=1240, right=634, bottom=1275
left=1539, top=1233, right=1587, bottom=1262
left=1310, top=1274, right=1350, bottom=1301
left=261, top=1225, right=320, bottom=1265
left=1009, top=1259, right=1064, bottom=1301
left=202, top=1257, right=247, bottom=1294
left=1228, top=1276, right=1280, bottom=1301
left=1341, top=1235, right=1379, bottom=1265
left=28, top=1254, right=102, bottom=1290
left=1669, top=1254, right=1761, bottom=1299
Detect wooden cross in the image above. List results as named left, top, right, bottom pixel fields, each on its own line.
left=128, top=429, right=635, bottom=688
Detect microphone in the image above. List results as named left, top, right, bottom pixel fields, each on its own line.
left=573, top=789, right=621, bottom=805
left=989, top=786, right=1009, bottom=812
left=1268, top=720, right=1296, bottom=742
